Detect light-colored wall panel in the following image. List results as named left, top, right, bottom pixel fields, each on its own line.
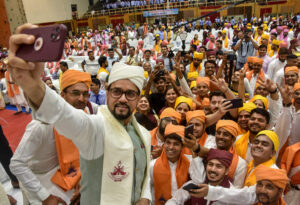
left=22, top=0, right=89, bottom=24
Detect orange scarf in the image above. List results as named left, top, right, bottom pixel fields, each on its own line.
left=234, top=131, right=250, bottom=160
left=190, top=62, right=201, bottom=72
left=153, top=149, right=190, bottom=204
left=192, top=39, right=200, bottom=46
left=228, top=147, right=240, bottom=180
left=246, top=69, right=265, bottom=83
left=51, top=128, right=81, bottom=191
left=281, top=142, right=300, bottom=185
left=243, top=158, right=274, bottom=187
left=5, top=71, right=20, bottom=98
left=81, top=37, right=87, bottom=47
left=150, top=127, right=159, bottom=146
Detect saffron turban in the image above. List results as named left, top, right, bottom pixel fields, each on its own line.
left=284, top=66, right=298, bottom=75
left=174, top=96, right=193, bottom=110
left=164, top=124, right=185, bottom=138
left=216, top=120, right=239, bottom=138
left=108, top=62, right=145, bottom=92
left=255, top=165, right=289, bottom=189
left=202, top=98, right=210, bottom=107
left=294, top=83, right=300, bottom=91
left=261, top=34, right=270, bottom=40
left=294, top=52, right=300, bottom=57
left=247, top=56, right=256, bottom=63
left=272, top=39, right=280, bottom=46
left=155, top=34, right=160, bottom=37
left=196, top=77, right=210, bottom=88
left=253, top=57, right=264, bottom=65
left=256, top=130, right=279, bottom=152
left=207, top=149, right=233, bottom=168
left=160, top=107, right=181, bottom=123
left=190, top=81, right=197, bottom=89
left=250, top=95, right=269, bottom=110
left=186, top=110, right=206, bottom=124
left=61, top=70, right=92, bottom=91
left=238, top=102, right=257, bottom=113
left=233, top=25, right=238, bottom=29
left=187, top=71, right=199, bottom=80
left=194, top=52, right=204, bottom=60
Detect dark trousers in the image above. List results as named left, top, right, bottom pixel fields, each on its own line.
left=0, top=125, right=18, bottom=182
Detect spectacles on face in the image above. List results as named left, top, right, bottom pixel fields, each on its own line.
left=109, top=87, right=139, bottom=101
left=66, top=90, right=90, bottom=98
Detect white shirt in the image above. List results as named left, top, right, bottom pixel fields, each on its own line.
left=84, top=57, right=99, bottom=76
left=10, top=120, right=60, bottom=201
left=266, top=59, right=286, bottom=81
left=150, top=155, right=193, bottom=205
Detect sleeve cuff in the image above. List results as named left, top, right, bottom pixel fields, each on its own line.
left=204, top=185, right=218, bottom=200
left=36, top=186, right=50, bottom=201
left=33, top=85, right=64, bottom=124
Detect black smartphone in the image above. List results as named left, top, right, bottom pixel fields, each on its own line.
left=184, top=124, right=194, bottom=139
left=227, top=98, right=243, bottom=109
left=182, top=183, right=199, bottom=192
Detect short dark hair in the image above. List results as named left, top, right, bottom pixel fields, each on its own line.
left=216, top=50, right=223, bottom=55
left=144, top=49, right=151, bottom=54
left=205, top=60, right=217, bottom=68
left=258, top=44, right=267, bottom=50
left=250, top=108, right=270, bottom=124
left=199, top=46, right=207, bottom=51
left=209, top=90, right=226, bottom=101
left=287, top=54, right=297, bottom=60
left=191, top=44, right=197, bottom=51
left=88, top=50, right=94, bottom=55
left=92, top=78, right=100, bottom=86
left=129, top=46, right=135, bottom=50
left=278, top=47, right=289, bottom=55
left=98, top=56, right=107, bottom=66
left=216, top=40, right=223, bottom=45
left=164, top=133, right=183, bottom=144
left=107, top=48, right=114, bottom=52
left=154, top=76, right=166, bottom=83
left=161, top=45, right=167, bottom=49
left=60, top=61, right=68, bottom=68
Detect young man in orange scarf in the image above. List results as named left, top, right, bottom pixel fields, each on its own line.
left=150, top=108, right=181, bottom=159
left=186, top=52, right=203, bottom=73
left=246, top=57, right=266, bottom=93
left=150, top=124, right=191, bottom=205
left=10, top=70, right=94, bottom=205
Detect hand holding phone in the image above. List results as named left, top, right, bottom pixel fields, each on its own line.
left=182, top=183, right=199, bottom=192
left=226, top=98, right=243, bottom=109
left=16, top=24, right=67, bottom=62
left=185, top=124, right=194, bottom=139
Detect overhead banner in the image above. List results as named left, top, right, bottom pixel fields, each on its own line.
left=143, top=8, right=179, bottom=17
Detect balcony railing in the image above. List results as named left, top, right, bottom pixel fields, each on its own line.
left=82, top=0, right=279, bottom=18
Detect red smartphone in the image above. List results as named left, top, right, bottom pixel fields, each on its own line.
left=184, top=124, right=194, bottom=139
left=16, top=24, right=67, bottom=62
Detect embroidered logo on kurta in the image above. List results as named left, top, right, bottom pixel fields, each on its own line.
left=67, top=164, right=78, bottom=177
left=108, top=161, right=129, bottom=182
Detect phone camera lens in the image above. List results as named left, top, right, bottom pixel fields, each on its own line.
left=51, top=33, right=56, bottom=40
left=56, top=27, right=60, bottom=33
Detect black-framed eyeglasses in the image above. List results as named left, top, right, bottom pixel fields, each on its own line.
left=66, top=90, right=90, bottom=98
left=109, top=87, right=139, bottom=101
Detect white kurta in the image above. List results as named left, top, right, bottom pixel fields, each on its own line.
left=10, top=120, right=74, bottom=204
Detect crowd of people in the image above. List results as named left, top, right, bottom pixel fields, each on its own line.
left=0, top=12, right=300, bottom=205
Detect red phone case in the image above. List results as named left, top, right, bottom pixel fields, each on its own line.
left=16, top=24, right=67, bottom=62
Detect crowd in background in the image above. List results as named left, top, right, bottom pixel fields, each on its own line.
left=1, top=12, right=300, bottom=205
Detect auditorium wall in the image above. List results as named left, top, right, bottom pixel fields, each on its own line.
left=22, top=0, right=89, bottom=24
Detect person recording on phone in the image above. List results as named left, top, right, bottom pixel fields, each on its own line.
left=233, top=30, right=259, bottom=70
left=165, top=149, right=233, bottom=205
left=8, top=24, right=151, bottom=205
left=158, top=45, right=175, bottom=72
